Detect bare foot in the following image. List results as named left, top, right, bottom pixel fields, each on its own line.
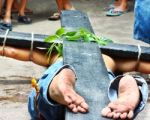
left=113, top=0, right=128, bottom=12
left=101, top=75, right=140, bottom=119
left=113, top=6, right=128, bottom=12
left=49, top=68, right=88, bottom=113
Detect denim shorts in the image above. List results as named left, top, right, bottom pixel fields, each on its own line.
left=134, top=0, right=150, bottom=44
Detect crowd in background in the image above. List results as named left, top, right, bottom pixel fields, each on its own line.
left=0, top=0, right=129, bottom=31
left=0, top=0, right=74, bottom=31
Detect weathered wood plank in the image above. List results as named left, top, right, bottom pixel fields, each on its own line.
left=0, top=29, right=49, bottom=48
left=61, top=10, right=94, bottom=33
left=100, top=43, right=150, bottom=61
left=63, top=41, right=110, bottom=120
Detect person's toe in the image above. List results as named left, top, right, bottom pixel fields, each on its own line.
left=127, top=110, right=134, bottom=119
left=101, top=107, right=111, bottom=116
left=80, top=101, right=88, bottom=110
left=68, top=103, right=75, bottom=110
left=72, top=106, right=78, bottom=113
left=113, top=112, right=121, bottom=119
left=77, top=105, right=87, bottom=113
left=120, top=112, right=127, bottom=119
left=107, top=112, right=113, bottom=118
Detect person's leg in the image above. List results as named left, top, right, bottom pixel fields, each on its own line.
left=12, top=0, right=33, bottom=14
left=62, top=0, right=74, bottom=10
left=48, top=0, right=75, bottom=21
left=0, top=0, right=13, bottom=30
left=3, top=0, right=14, bottom=23
left=101, top=75, right=140, bottom=119
left=113, top=0, right=121, bottom=7
left=17, top=0, right=32, bottom=24
left=11, top=0, right=19, bottom=13
left=47, top=0, right=62, bottom=20
left=56, top=0, right=63, bottom=13
left=18, top=0, right=26, bottom=16
left=0, top=0, right=2, bottom=15
left=0, top=46, right=57, bottom=67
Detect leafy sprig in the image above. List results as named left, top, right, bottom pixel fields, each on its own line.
left=44, top=27, right=113, bottom=58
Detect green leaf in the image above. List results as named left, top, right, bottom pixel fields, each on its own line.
left=55, top=44, right=63, bottom=56
left=46, top=43, right=55, bottom=59
left=66, top=35, right=81, bottom=41
left=65, top=31, right=77, bottom=36
left=95, top=38, right=113, bottom=46
left=56, top=27, right=65, bottom=36
left=44, top=35, right=59, bottom=43
left=44, top=27, right=114, bottom=59
left=82, top=34, right=94, bottom=42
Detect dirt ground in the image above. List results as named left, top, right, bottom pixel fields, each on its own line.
left=0, top=0, right=149, bottom=120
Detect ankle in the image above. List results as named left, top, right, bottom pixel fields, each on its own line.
left=64, top=4, right=73, bottom=10
left=18, top=11, right=25, bottom=16
left=3, top=18, right=11, bottom=23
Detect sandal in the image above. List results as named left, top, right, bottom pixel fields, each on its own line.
left=106, top=9, right=128, bottom=17
left=48, top=13, right=60, bottom=21
left=0, top=22, right=12, bottom=31
left=18, top=15, right=32, bottom=24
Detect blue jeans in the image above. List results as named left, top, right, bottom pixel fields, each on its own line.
left=134, top=0, right=150, bottom=44
left=28, top=60, right=148, bottom=120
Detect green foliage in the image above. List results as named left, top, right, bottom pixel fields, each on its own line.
left=44, top=27, right=113, bottom=57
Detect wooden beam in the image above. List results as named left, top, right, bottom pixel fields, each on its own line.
left=0, top=29, right=49, bottom=48
left=63, top=41, right=110, bottom=120
left=61, top=10, right=94, bottom=33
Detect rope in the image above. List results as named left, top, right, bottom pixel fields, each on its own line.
left=29, top=32, right=34, bottom=60
left=2, top=29, right=9, bottom=56
left=135, top=44, right=142, bottom=71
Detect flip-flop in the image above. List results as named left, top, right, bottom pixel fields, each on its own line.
left=106, top=9, right=127, bottom=17
left=48, top=13, right=60, bottom=21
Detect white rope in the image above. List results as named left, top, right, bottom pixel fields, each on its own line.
left=135, top=44, right=142, bottom=70
left=29, top=32, right=34, bottom=60
left=2, top=29, right=9, bottom=56
left=137, top=44, right=142, bottom=62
